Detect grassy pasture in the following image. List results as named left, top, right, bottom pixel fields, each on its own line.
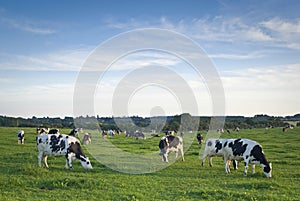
left=0, top=127, right=299, bottom=201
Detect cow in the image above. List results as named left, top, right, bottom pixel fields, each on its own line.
left=196, top=133, right=203, bottom=144
left=82, top=133, right=92, bottom=145
left=17, top=130, right=25, bottom=144
left=36, top=134, right=92, bottom=170
left=222, top=138, right=272, bottom=178
left=48, top=129, right=60, bottom=134
left=37, top=127, right=49, bottom=134
left=69, top=128, right=80, bottom=137
left=126, top=131, right=145, bottom=140
left=159, top=135, right=184, bottom=163
left=202, top=138, right=237, bottom=170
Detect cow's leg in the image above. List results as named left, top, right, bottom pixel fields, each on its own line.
left=43, top=155, right=49, bottom=168
left=38, top=152, right=43, bottom=167
left=209, top=156, right=213, bottom=167
left=179, top=148, right=184, bottom=161
left=65, top=154, right=73, bottom=170
left=163, top=154, right=168, bottom=163
left=252, top=164, right=255, bottom=174
left=244, top=161, right=249, bottom=176
left=201, top=154, right=207, bottom=166
left=224, top=158, right=230, bottom=174
left=233, top=160, right=238, bottom=170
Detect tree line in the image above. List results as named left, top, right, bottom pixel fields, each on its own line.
left=0, top=113, right=299, bottom=132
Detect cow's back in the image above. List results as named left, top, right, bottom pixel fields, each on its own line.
left=37, top=134, right=78, bottom=156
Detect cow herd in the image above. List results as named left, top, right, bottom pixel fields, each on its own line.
left=16, top=128, right=273, bottom=178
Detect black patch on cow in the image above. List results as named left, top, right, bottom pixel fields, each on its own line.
left=38, top=138, right=42, bottom=144
left=246, top=155, right=249, bottom=159
left=159, top=139, right=167, bottom=149
left=229, top=142, right=233, bottom=147
left=250, top=145, right=269, bottom=169
left=167, top=135, right=180, bottom=148
left=215, top=140, right=222, bottom=153
left=224, top=141, right=228, bottom=147
left=69, top=142, right=85, bottom=160
left=207, top=141, right=212, bottom=146
left=49, top=135, right=66, bottom=153
left=231, top=139, right=248, bottom=156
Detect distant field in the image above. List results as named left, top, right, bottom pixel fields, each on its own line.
left=0, top=127, right=299, bottom=201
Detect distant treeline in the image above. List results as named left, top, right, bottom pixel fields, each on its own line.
left=0, top=113, right=299, bottom=132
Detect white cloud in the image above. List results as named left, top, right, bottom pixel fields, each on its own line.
left=1, top=17, right=56, bottom=34
left=221, top=64, right=300, bottom=116
left=0, top=47, right=93, bottom=71
left=104, top=16, right=300, bottom=50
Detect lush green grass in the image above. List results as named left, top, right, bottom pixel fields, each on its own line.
left=0, top=127, right=300, bottom=200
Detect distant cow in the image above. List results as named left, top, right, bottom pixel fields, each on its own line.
left=197, top=133, right=203, bottom=144
left=48, top=129, right=60, bottom=134
left=36, top=134, right=92, bottom=170
left=17, top=130, right=25, bottom=144
left=159, top=135, right=184, bottom=163
left=202, top=138, right=237, bottom=170
left=69, top=128, right=80, bottom=137
left=37, top=127, right=49, bottom=134
left=126, top=131, right=145, bottom=140
left=82, top=133, right=92, bottom=145
left=222, top=138, right=272, bottom=178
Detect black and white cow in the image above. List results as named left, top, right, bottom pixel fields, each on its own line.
left=197, top=133, right=203, bottom=144
left=202, top=138, right=237, bottom=170
left=69, top=128, right=80, bottom=137
left=36, top=134, right=92, bottom=170
left=159, top=135, right=184, bottom=163
left=222, top=138, right=272, bottom=178
left=48, top=129, right=60, bottom=134
left=37, top=127, right=49, bottom=134
left=17, top=130, right=25, bottom=144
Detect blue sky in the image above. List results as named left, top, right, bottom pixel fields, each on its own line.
left=0, top=0, right=299, bottom=117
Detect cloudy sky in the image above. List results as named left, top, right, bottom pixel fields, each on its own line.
left=0, top=0, right=299, bottom=118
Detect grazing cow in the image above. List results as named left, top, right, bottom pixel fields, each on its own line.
left=69, top=128, right=80, bottom=137
left=222, top=138, right=272, bottom=178
left=36, top=134, right=92, bottom=170
left=234, top=127, right=240, bottom=132
left=202, top=138, right=237, bottom=170
left=17, top=130, right=25, bottom=144
left=196, top=133, right=203, bottom=144
left=82, top=133, right=92, bottom=145
left=283, top=124, right=294, bottom=132
left=37, top=127, right=49, bottom=134
left=159, top=135, right=184, bottom=163
left=48, top=129, right=60, bottom=134
left=126, top=131, right=145, bottom=140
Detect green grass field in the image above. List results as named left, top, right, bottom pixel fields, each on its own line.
left=0, top=127, right=299, bottom=201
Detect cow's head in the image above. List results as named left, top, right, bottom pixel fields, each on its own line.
left=263, top=162, right=272, bottom=178
left=80, top=156, right=93, bottom=170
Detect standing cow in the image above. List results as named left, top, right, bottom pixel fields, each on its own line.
left=202, top=138, right=237, bottom=170
left=159, top=135, right=184, bottom=163
left=17, top=130, right=25, bottom=144
left=222, top=138, right=272, bottom=178
left=36, top=134, right=92, bottom=170
left=82, top=133, right=92, bottom=145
